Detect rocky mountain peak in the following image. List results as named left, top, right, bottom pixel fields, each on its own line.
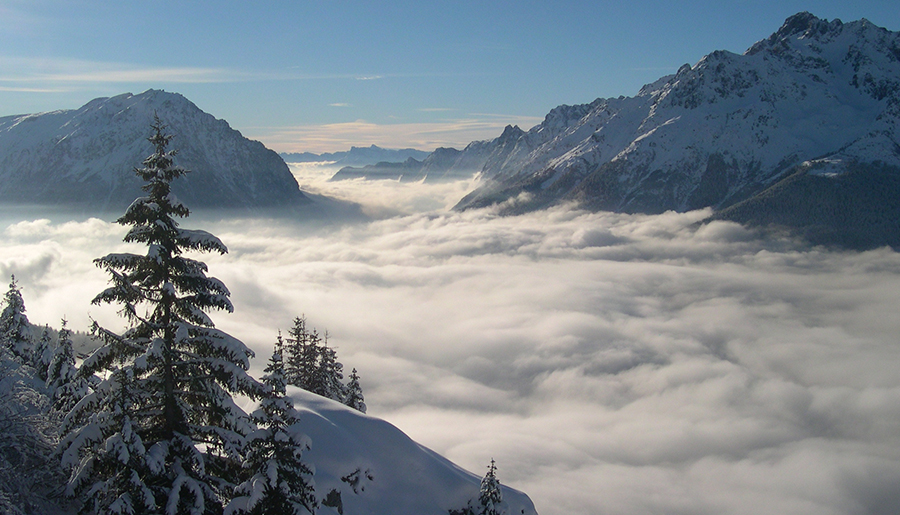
left=498, top=124, right=524, bottom=142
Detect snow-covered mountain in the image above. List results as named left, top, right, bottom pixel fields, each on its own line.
left=0, top=90, right=308, bottom=212
left=453, top=13, right=900, bottom=246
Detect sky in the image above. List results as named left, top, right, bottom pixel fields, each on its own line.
left=2, top=170, right=900, bottom=515
left=1, top=0, right=899, bottom=152
left=3, top=3, right=900, bottom=513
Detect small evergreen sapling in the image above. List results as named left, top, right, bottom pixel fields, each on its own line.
left=478, top=459, right=503, bottom=515
left=226, top=334, right=316, bottom=515
left=448, top=459, right=505, bottom=515
left=344, top=368, right=366, bottom=414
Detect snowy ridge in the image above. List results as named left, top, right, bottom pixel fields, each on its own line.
left=289, top=389, right=537, bottom=515
left=455, top=13, right=900, bottom=216
left=0, top=90, right=308, bottom=211
left=0, top=353, right=539, bottom=515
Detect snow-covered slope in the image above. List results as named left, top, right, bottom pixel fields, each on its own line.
left=290, top=389, right=537, bottom=515
left=455, top=13, right=900, bottom=221
left=0, top=353, right=537, bottom=515
left=0, top=90, right=308, bottom=212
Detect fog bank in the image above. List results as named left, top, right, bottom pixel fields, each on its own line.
left=2, top=177, right=899, bottom=515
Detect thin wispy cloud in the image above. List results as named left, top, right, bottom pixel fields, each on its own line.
left=328, top=103, right=351, bottom=107
left=0, top=57, right=242, bottom=85
left=0, top=60, right=475, bottom=90
left=0, top=58, right=406, bottom=88
left=628, top=66, right=683, bottom=71
left=0, top=85, right=70, bottom=93
left=39, top=67, right=237, bottom=84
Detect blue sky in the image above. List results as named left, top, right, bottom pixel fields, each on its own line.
left=1, top=0, right=898, bottom=152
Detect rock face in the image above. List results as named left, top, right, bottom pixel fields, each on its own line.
left=452, top=13, right=900, bottom=246
left=0, top=89, right=308, bottom=212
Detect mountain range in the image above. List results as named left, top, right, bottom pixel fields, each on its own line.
left=329, top=126, right=528, bottom=183
left=0, top=90, right=308, bottom=212
left=336, top=12, right=899, bottom=248
left=2, top=13, right=898, bottom=247
left=452, top=12, right=900, bottom=247
left=281, top=145, right=430, bottom=167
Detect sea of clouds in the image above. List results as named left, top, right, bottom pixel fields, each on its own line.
left=1, top=166, right=899, bottom=515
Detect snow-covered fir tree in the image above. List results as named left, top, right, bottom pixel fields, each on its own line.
left=32, top=325, right=54, bottom=381
left=284, top=316, right=317, bottom=391
left=59, top=117, right=263, bottom=515
left=311, top=333, right=345, bottom=402
left=284, top=318, right=352, bottom=404
left=46, top=318, right=85, bottom=413
left=0, top=275, right=33, bottom=362
left=344, top=368, right=366, bottom=414
left=46, top=319, right=76, bottom=390
left=478, top=459, right=503, bottom=515
left=226, top=335, right=316, bottom=515
left=60, top=367, right=157, bottom=515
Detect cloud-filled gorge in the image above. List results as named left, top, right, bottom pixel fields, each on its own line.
left=2, top=174, right=899, bottom=515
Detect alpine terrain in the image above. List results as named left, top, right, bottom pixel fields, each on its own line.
left=0, top=349, right=538, bottom=515
left=281, top=145, right=430, bottom=167
left=0, top=120, right=538, bottom=514
left=451, top=13, right=900, bottom=248
left=0, top=89, right=309, bottom=212
left=329, top=126, right=527, bottom=184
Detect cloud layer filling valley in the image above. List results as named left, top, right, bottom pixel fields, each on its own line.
left=2, top=182, right=899, bottom=515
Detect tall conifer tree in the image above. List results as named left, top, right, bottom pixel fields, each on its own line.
left=60, top=117, right=263, bottom=515
left=284, top=316, right=316, bottom=389
left=311, top=333, right=344, bottom=401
